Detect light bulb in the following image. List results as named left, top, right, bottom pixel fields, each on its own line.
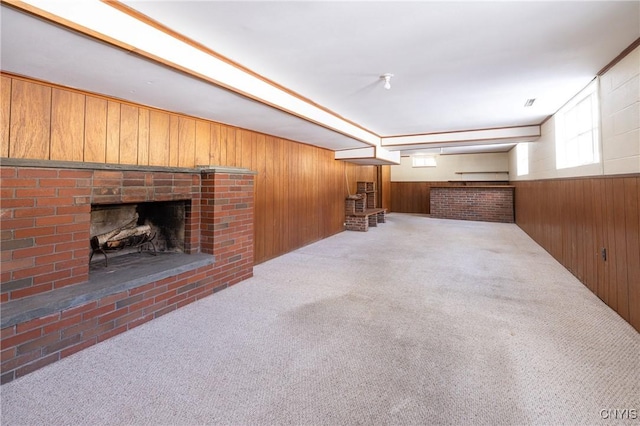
left=381, top=73, right=394, bottom=90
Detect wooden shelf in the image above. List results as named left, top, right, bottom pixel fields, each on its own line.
left=454, top=171, right=509, bottom=174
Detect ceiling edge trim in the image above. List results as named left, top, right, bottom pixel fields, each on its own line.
left=4, top=0, right=381, bottom=149
left=103, top=0, right=380, bottom=140
left=597, top=37, right=640, bottom=76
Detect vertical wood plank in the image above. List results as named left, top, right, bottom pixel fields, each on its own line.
left=84, top=96, right=107, bottom=163
left=594, top=179, right=608, bottom=302
left=273, top=137, right=284, bottom=255
left=148, top=110, right=170, bottom=166
left=168, top=115, right=179, bottom=167
left=138, top=108, right=150, bottom=166
left=226, top=127, right=236, bottom=167
left=218, top=125, right=228, bottom=166
left=612, top=178, right=629, bottom=321
left=9, top=79, right=51, bottom=160
left=235, top=127, right=243, bottom=167
left=1, top=76, right=11, bottom=157
left=381, top=165, right=391, bottom=210
left=255, top=133, right=267, bottom=262
left=264, top=135, right=276, bottom=259
left=178, top=117, right=196, bottom=168
left=604, top=179, right=617, bottom=309
left=119, top=104, right=139, bottom=165
left=582, top=179, right=596, bottom=292
left=210, top=123, right=221, bottom=166
left=624, top=177, right=639, bottom=330
left=570, top=179, right=580, bottom=277
left=105, top=101, right=120, bottom=164
left=280, top=139, right=290, bottom=252
left=195, top=120, right=211, bottom=166
left=291, top=141, right=302, bottom=249
left=239, top=129, right=253, bottom=169
left=50, top=88, right=85, bottom=162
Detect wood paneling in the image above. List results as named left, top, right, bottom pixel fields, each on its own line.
left=226, top=127, right=236, bottom=167
left=84, top=97, right=107, bottom=163
left=1, top=76, right=12, bottom=157
left=625, top=178, right=640, bottom=329
left=254, top=132, right=267, bottom=262
left=168, top=115, right=179, bottom=167
left=210, top=123, right=221, bottom=166
left=138, top=109, right=150, bottom=166
left=51, top=88, right=85, bottom=161
left=195, top=121, right=211, bottom=166
left=514, top=176, right=640, bottom=332
left=9, top=79, right=51, bottom=159
left=105, top=101, right=120, bottom=164
left=218, top=125, right=228, bottom=166
left=177, top=117, right=195, bottom=168
left=119, top=104, right=139, bottom=165
left=0, top=73, right=376, bottom=269
left=148, top=110, right=170, bottom=166
left=380, top=165, right=391, bottom=210
left=390, top=182, right=449, bottom=214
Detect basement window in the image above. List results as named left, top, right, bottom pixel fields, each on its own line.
left=516, top=143, right=529, bottom=176
left=555, top=79, right=600, bottom=169
left=412, top=155, right=437, bottom=168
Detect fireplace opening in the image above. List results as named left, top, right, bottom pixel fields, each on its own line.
left=90, top=201, right=187, bottom=266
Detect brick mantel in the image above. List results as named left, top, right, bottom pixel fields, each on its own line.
left=0, top=159, right=256, bottom=383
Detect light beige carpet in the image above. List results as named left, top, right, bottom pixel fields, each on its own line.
left=1, top=214, right=639, bottom=425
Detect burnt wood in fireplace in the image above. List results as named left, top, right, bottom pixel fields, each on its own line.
left=89, top=214, right=157, bottom=267
left=90, top=201, right=187, bottom=267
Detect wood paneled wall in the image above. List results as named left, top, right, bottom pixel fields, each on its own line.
left=379, top=165, right=391, bottom=210
left=390, top=181, right=513, bottom=214
left=0, top=74, right=379, bottom=264
left=514, top=176, right=640, bottom=332
left=390, top=182, right=449, bottom=214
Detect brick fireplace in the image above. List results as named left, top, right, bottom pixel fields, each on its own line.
left=0, top=159, right=255, bottom=384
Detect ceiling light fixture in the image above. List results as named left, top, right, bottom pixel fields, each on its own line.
left=381, top=73, right=394, bottom=90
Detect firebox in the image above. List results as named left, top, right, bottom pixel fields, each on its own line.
left=90, top=201, right=187, bottom=265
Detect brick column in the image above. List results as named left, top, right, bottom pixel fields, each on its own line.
left=200, top=167, right=256, bottom=289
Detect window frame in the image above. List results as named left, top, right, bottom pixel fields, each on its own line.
left=411, top=155, right=437, bottom=168
left=516, top=143, right=529, bottom=176
left=555, top=79, right=601, bottom=170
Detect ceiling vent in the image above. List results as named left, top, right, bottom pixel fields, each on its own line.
left=524, top=98, right=536, bottom=107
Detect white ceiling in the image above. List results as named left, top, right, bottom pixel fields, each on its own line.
left=1, top=1, right=639, bottom=157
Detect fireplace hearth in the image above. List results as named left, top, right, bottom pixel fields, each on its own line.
left=1, top=160, right=256, bottom=384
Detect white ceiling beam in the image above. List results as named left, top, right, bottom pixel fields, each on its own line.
left=382, top=126, right=541, bottom=148
left=335, top=147, right=401, bottom=165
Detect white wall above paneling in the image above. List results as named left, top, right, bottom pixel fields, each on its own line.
left=510, top=45, right=640, bottom=181
left=391, top=153, right=509, bottom=182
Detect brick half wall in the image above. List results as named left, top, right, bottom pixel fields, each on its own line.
left=430, top=186, right=514, bottom=223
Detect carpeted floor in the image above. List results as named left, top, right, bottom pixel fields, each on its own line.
left=1, top=214, right=639, bottom=425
